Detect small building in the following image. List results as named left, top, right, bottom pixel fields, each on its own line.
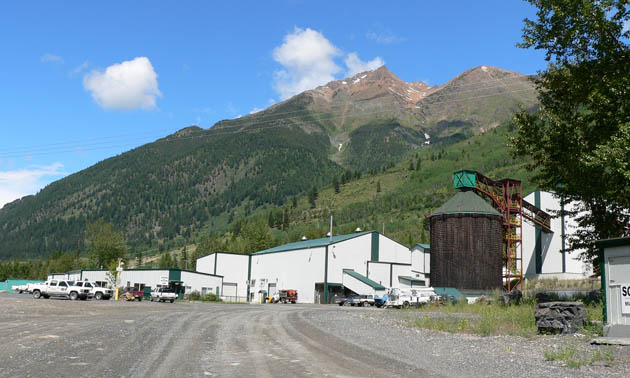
left=197, top=231, right=416, bottom=304
left=196, top=252, right=250, bottom=301
left=597, top=237, right=630, bottom=338
left=410, top=243, right=431, bottom=286
left=54, top=268, right=223, bottom=299
left=522, top=190, right=591, bottom=279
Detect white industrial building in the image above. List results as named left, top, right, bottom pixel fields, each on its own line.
left=197, top=231, right=429, bottom=304
left=51, top=268, right=223, bottom=299
left=522, top=190, right=592, bottom=279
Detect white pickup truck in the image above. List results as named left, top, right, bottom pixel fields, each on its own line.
left=31, top=280, right=91, bottom=300
left=73, top=281, right=113, bottom=300
left=150, top=287, right=177, bottom=303
left=11, top=282, right=41, bottom=294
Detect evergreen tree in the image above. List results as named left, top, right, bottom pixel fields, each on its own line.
left=282, top=208, right=289, bottom=230
left=416, top=157, right=422, bottom=171
left=408, top=160, right=415, bottom=171
left=376, top=180, right=382, bottom=193
left=158, top=252, right=173, bottom=268
left=268, top=211, right=275, bottom=228
left=308, top=186, right=318, bottom=209
left=333, top=176, right=340, bottom=194
left=291, top=196, right=298, bottom=209
left=181, top=246, right=188, bottom=270
left=136, top=250, right=143, bottom=268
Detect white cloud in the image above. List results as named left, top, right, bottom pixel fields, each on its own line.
left=273, top=27, right=341, bottom=100
left=0, top=163, right=66, bottom=208
left=70, top=61, right=89, bottom=75
left=345, top=53, right=385, bottom=76
left=83, top=57, right=161, bottom=110
left=250, top=107, right=263, bottom=114
left=366, top=31, right=403, bottom=45
left=41, top=53, right=64, bottom=64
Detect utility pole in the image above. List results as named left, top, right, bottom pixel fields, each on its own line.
left=329, top=215, right=333, bottom=242
left=114, top=258, right=124, bottom=301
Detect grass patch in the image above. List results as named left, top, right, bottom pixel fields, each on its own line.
left=543, top=344, right=615, bottom=368
left=412, top=301, right=538, bottom=337
left=411, top=300, right=604, bottom=338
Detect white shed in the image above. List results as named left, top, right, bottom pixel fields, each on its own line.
left=597, top=237, right=630, bottom=338
left=196, top=252, right=250, bottom=301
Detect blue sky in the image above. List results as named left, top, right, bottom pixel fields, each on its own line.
left=0, top=1, right=548, bottom=208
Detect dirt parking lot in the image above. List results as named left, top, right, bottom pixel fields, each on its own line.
left=0, top=293, right=628, bottom=378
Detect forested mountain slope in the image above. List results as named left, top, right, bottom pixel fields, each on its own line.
left=0, top=65, right=537, bottom=259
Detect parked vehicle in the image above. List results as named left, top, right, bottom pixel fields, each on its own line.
left=11, top=284, right=29, bottom=293
left=339, top=294, right=374, bottom=307
left=277, top=289, right=297, bottom=304
left=150, top=287, right=177, bottom=303
left=120, top=287, right=144, bottom=301
left=74, top=281, right=113, bottom=300
left=374, top=295, right=388, bottom=308
left=31, top=280, right=91, bottom=300
left=385, top=287, right=436, bottom=309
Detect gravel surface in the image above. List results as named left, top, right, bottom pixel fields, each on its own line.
left=306, top=307, right=630, bottom=378
left=0, top=293, right=628, bottom=378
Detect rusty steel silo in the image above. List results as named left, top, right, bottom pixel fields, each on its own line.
left=429, top=190, right=504, bottom=291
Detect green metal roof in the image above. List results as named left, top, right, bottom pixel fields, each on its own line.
left=595, top=237, right=630, bottom=250
left=432, top=191, right=501, bottom=216
left=343, top=269, right=386, bottom=290
left=398, top=276, right=426, bottom=284
left=412, top=243, right=430, bottom=251
left=433, top=287, right=465, bottom=300
left=253, top=231, right=372, bottom=255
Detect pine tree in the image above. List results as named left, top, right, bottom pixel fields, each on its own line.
left=181, top=246, right=188, bottom=270
left=409, top=160, right=415, bottom=171
left=268, top=211, right=275, bottom=228
left=282, top=208, right=289, bottom=230
left=308, top=187, right=318, bottom=209
left=291, top=196, right=298, bottom=208
left=416, top=157, right=422, bottom=171
left=376, top=180, right=381, bottom=193
left=333, top=176, right=340, bottom=194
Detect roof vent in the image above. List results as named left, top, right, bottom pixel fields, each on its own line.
left=301, top=236, right=307, bottom=241
left=355, top=227, right=362, bottom=232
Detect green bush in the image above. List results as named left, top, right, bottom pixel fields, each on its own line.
left=202, top=292, right=222, bottom=302
left=189, top=290, right=201, bottom=301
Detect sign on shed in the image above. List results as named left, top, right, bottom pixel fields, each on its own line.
left=622, top=284, right=630, bottom=315
left=160, top=276, right=169, bottom=285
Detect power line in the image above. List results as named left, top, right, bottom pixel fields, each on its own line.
left=0, top=85, right=537, bottom=158
left=0, top=74, right=534, bottom=155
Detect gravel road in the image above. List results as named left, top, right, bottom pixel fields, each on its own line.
left=0, top=293, right=628, bottom=378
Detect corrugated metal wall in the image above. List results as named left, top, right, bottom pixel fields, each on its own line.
left=430, top=213, right=503, bottom=290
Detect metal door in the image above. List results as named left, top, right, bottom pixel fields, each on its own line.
left=608, top=256, right=630, bottom=326
left=268, top=283, right=277, bottom=297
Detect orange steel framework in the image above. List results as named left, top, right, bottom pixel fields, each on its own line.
left=453, top=170, right=552, bottom=291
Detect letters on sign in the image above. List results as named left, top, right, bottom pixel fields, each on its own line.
left=622, top=284, right=630, bottom=315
